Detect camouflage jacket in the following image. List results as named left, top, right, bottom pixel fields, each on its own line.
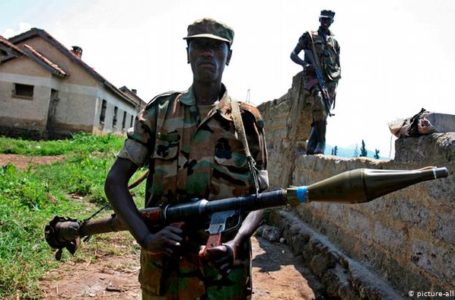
left=118, top=84, right=268, bottom=208
left=299, top=29, right=341, bottom=81
left=118, top=84, right=268, bottom=298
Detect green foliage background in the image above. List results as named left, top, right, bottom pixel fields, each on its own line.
left=0, top=133, right=144, bottom=298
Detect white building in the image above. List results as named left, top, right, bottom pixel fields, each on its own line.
left=0, top=28, right=145, bottom=138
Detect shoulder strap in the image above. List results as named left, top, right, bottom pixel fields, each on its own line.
left=308, top=33, right=322, bottom=69
left=230, top=97, right=260, bottom=194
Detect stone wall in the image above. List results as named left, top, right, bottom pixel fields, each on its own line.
left=258, top=72, right=455, bottom=297
left=259, top=72, right=312, bottom=188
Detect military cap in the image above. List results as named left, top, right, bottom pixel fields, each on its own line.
left=183, top=18, right=234, bottom=45
left=320, top=10, right=335, bottom=19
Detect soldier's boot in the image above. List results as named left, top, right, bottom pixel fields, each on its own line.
left=314, top=121, right=327, bottom=154
left=306, top=126, right=318, bottom=155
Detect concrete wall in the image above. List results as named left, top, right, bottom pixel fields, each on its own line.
left=259, top=72, right=313, bottom=188
left=47, top=81, right=138, bottom=137
left=0, top=60, right=98, bottom=136
left=258, top=71, right=455, bottom=296
left=290, top=141, right=454, bottom=293
left=20, top=36, right=139, bottom=134
left=93, top=87, right=138, bottom=135
left=16, top=36, right=98, bottom=87
left=0, top=57, right=53, bottom=134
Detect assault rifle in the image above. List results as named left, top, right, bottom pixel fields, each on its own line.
left=45, top=167, right=448, bottom=260
left=305, top=33, right=334, bottom=116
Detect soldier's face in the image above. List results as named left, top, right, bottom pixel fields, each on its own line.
left=187, top=38, right=232, bottom=83
left=319, top=17, right=333, bottom=29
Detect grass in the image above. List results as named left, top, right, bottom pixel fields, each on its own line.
left=0, top=133, right=146, bottom=298
left=0, top=133, right=124, bottom=156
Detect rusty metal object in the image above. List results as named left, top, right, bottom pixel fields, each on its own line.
left=45, top=170, right=149, bottom=260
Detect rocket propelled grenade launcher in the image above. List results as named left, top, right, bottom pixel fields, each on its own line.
left=45, top=167, right=448, bottom=259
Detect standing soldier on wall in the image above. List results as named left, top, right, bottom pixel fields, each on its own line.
left=290, top=10, right=341, bottom=155
left=105, top=18, right=268, bottom=299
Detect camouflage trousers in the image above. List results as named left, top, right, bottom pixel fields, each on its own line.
left=304, top=79, right=338, bottom=122
left=140, top=249, right=252, bottom=300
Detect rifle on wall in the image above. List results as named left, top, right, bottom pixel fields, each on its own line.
left=305, top=33, right=334, bottom=116
left=45, top=166, right=448, bottom=260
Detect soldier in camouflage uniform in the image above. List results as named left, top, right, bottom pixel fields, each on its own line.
left=105, top=18, right=268, bottom=299
left=290, top=10, right=341, bottom=154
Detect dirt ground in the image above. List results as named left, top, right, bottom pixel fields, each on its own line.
left=39, top=237, right=318, bottom=300
left=0, top=153, right=65, bottom=170
left=2, top=154, right=320, bottom=299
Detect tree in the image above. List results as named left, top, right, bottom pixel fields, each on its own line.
left=374, top=149, right=380, bottom=159
left=331, top=146, right=338, bottom=156
left=360, top=139, right=368, bottom=157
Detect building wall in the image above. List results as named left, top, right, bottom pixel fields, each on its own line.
left=0, top=35, right=139, bottom=137
left=42, top=80, right=139, bottom=136
left=290, top=145, right=454, bottom=293
left=0, top=57, right=53, bottom=134
left=0, top=57, right=98, bottom=136
left=258, top=71, right=455, bottom=294
left=21, top=36, right=140, bottom=135
left=49, top=82, right=98, bottom=134
left=15, top=36, right=98, bottom=87
left=92, top=86, right=139, bottom=135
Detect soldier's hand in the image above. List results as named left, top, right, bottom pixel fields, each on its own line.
left=304, top=63, right=314, bottom=70
left=200, top=241, right=238, bottom=275
left=142, top=223, right=184, bottom=258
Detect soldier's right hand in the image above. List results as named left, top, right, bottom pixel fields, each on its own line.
left=303, top=63, right=314, bottom=70
left=141, top=224, right=184, bottom=257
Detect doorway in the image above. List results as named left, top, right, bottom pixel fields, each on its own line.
left=46, top=89, right=59, bottom=136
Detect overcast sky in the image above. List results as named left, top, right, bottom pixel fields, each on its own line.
left=1, top=0, right=454, bottom=157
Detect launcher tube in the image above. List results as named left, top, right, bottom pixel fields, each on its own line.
left=45, top=167, right=448, bottom=257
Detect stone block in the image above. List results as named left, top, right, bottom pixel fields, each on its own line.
left=321, top=266, right=350, bottom=298
left=310, top=253, right=332, bottom=277
left=411, top=239, right=455, bottom=285
left=348, top=259, right=403, bottom=300
left=257, top=225, right=281, bottom=242
left=325, top=202, right=346, bottom=222
left=390, top=200, right=430, bottom=227
left=434, top=213, right=455, bottom=245
left=426, top=112, right=455, bottom=132
left=346, top=209, right=372, bottom=241
left=373, top=221, right=404, bottom=249
left=394, top=132, right=455, bottom=163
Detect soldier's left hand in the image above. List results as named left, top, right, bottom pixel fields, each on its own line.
left=200, top=241, right=238, bottom=275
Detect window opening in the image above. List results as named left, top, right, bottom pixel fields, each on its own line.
left=113, top=106, right=118, bottom=127
left=13, top=83, right=34, bottom=98
left=100, top=100, right=107, bottom=124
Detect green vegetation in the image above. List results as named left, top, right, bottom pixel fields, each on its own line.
left=0, top=133, right=144, bottom=298
left=0, top=133, right=124, bottom=156
left=360, top=139, right=368, bottom=157
left=374, top=149, right=380, bottom=159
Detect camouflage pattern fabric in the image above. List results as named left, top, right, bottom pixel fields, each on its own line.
left=299, top=29, right=340, bottom=122
left=304, top=80, right=338, bottom=121
left=299, top=30, right=341, bottom=82
left=184, top=18, right=234, bottom=45
left=118, top=85, right=267, bottom=299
